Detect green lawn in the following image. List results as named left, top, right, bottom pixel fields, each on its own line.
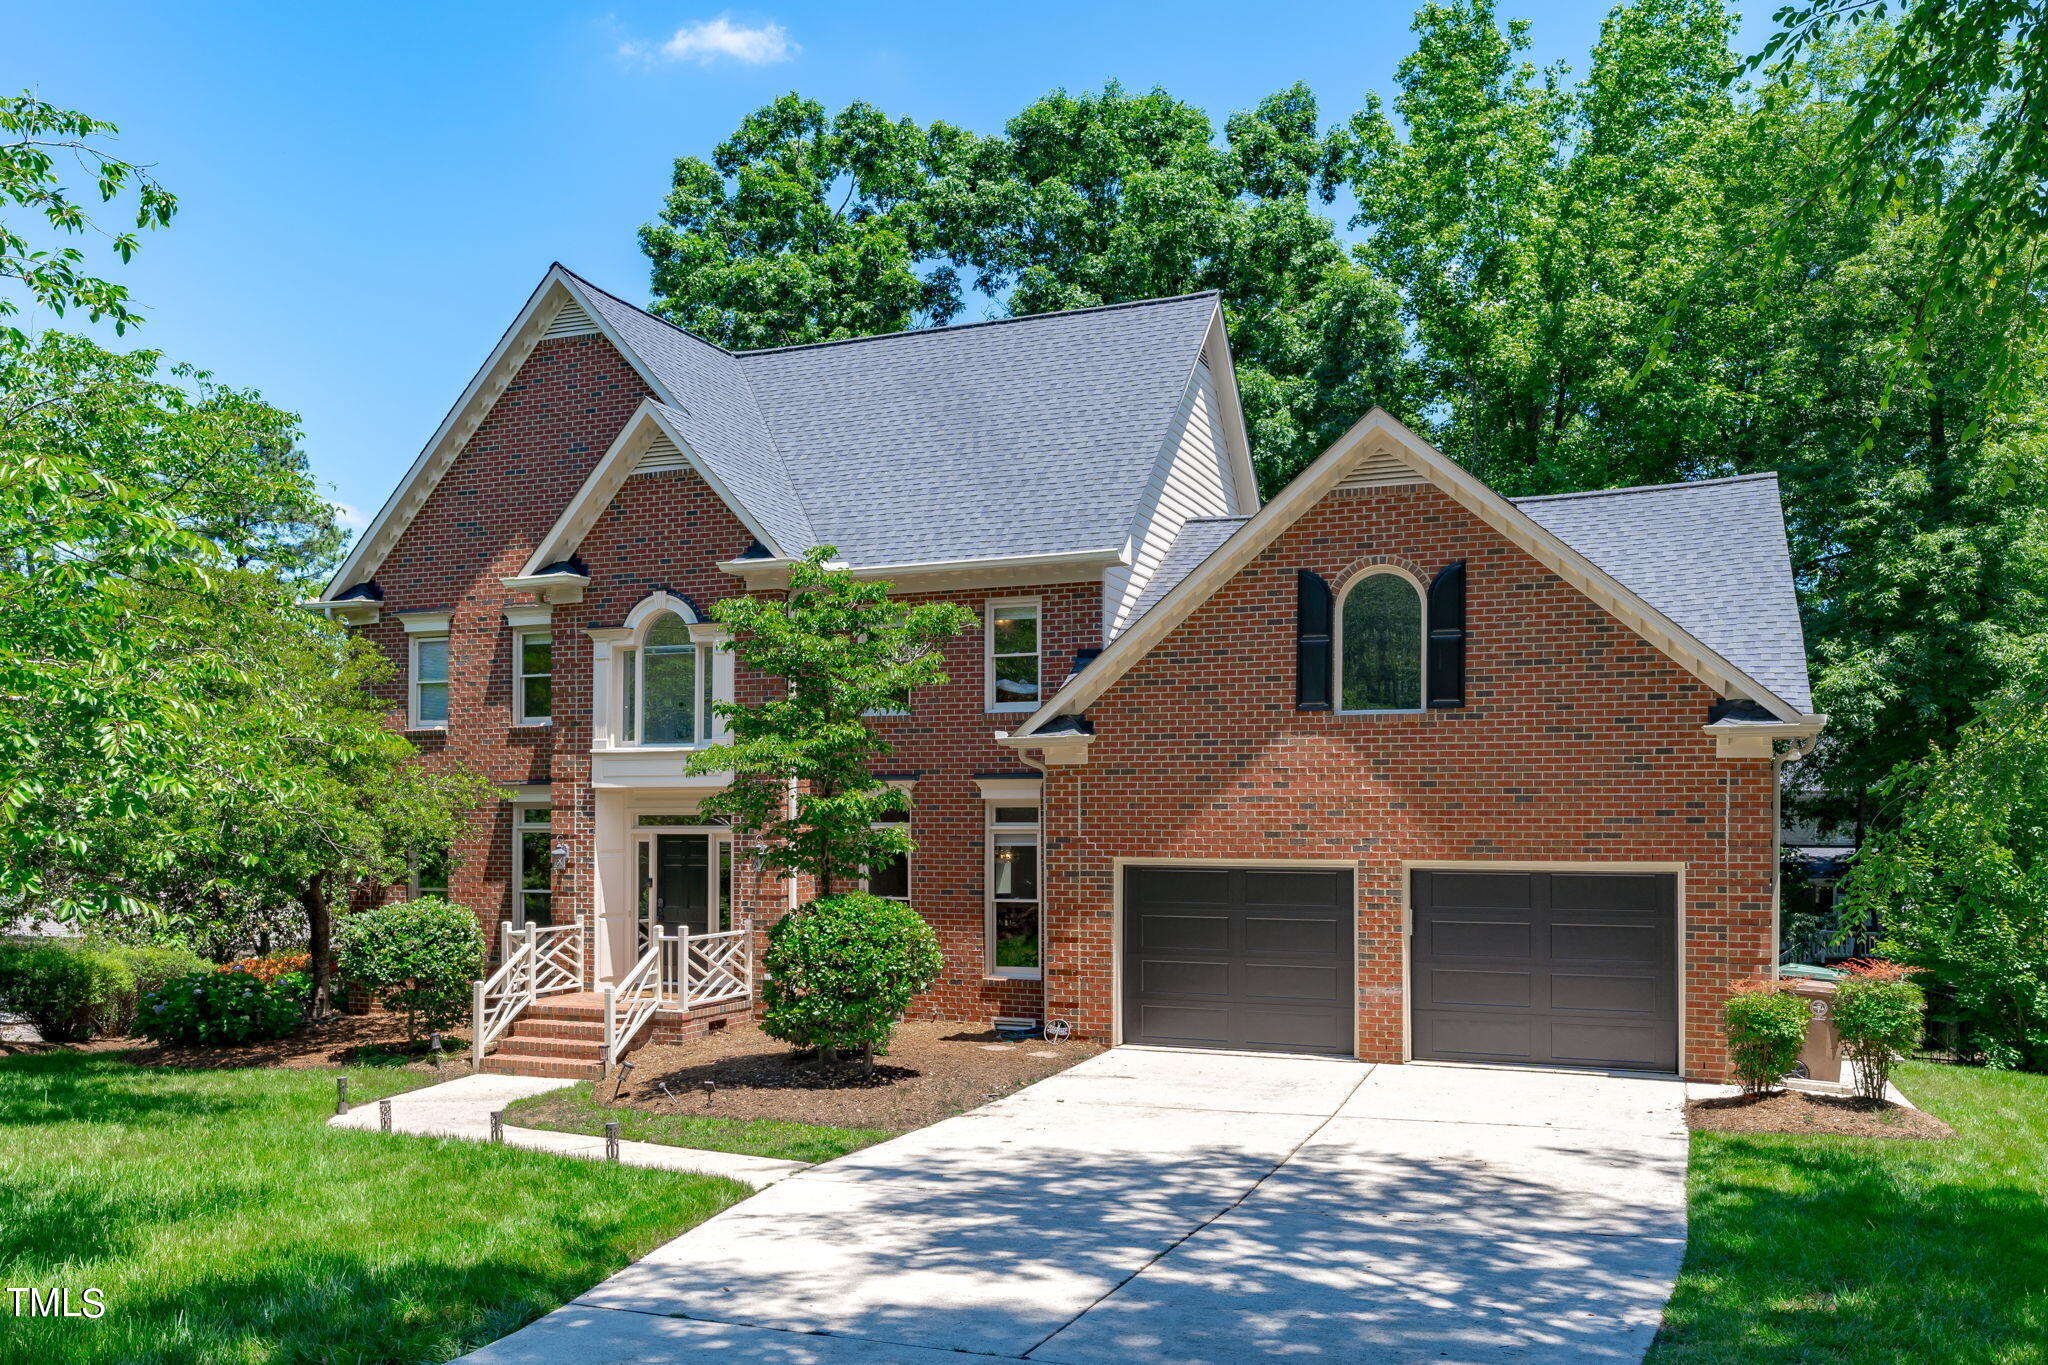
left=0, top=1050, right=750, bottom=1365
left=1651, top=1061, right=2048, bottom=1364
left=503, top=1080, right=891, bottom=1163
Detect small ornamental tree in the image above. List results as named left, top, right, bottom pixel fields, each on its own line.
left=333, top=898, right=486, bottom=1043
left=759, top=892, right=943, bottom=1069
left=1833, top=960, right=1927, bottom=1103
left=1722, top=979, right=1812, bottom=1095
left=689, top=546, right=974, bottom=1069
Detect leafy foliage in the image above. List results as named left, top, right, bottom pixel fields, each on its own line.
left=0, top=941, right=133, bottom=1042
left=758, top=892, right=944, bottom=1064
left=1843, top=681, right=2048, bottom=1072
left=1722, top=980, right=1814, bottom=1094
left=333, top=898, right=486, bottom=1042
left=1833, top=963, right=1928, bottom=1100
left=91, top=942, right=212, bottom=1034
left=133, top=967, right=308, bottom=1047
left=689, top=546, right=974, bottom=893
left=0, top=92, right=176, bottom=339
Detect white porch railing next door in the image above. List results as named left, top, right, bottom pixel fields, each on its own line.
left=470, top=922, right=583, bottom=1071
left=604, top=926, right=753, bottom=1068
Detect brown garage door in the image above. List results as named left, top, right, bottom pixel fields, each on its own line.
left=1410, top=870, right=1678, bottom=1071
left=1123, top=866, right=1354, bottom=1055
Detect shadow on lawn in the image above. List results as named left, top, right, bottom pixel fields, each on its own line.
left=0, top=1049, right=246, bottom=1127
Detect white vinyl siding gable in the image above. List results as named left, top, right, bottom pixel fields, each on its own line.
left=1105, top=362, right=1237, bottom=639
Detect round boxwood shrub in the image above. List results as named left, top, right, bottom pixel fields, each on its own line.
left=1833, top=961, right=1927, bottom=1102
left=0, top=942, right=135, bottom=1042
left=134, top=968, right=305, bottom=1046
left=760, top=892, right=943, bottom=1068
left=1722, top=979, right=1812, bottom=1095
left=334, top=897, right=486, bottom=1042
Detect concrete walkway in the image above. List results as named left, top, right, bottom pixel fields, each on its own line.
left=327, top=1072, right=809, bottom=1187
left=458, top=1048, right=1690, bottom=1364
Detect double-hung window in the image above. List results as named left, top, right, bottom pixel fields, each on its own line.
left=865, top=807, right=910, bottom=902
left=987, top=600, right=1041, bottom=712
left=988, top=804, right=1041, bottom=977
left=410, top=634, right=450, bottom=729
left=410, top=846, right=450, bottom=900
left=516, top=632, right=553, bottom=724
left=515, top=806, right=553, bottom=925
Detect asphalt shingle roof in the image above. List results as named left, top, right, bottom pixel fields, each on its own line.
left=1119, top=516, right=1250, bottom=635
left=1514, top=473, right=1813, bottom=714
left=569, top=270, right=1218, bottom=566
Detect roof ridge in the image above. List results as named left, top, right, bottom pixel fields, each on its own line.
left=732, top=291, right=1223, bottom=358
left=1512, top=471, right=1779, bottom=504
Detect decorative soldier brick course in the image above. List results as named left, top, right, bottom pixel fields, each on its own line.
left=1042, top=483, right=1777, bottom=1081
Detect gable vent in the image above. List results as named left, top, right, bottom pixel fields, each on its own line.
left=634, top=432, right=690, bottom=474
left=542, top=298, right=599, bottom=338
left=1337, top=448, right=1426, bottom=490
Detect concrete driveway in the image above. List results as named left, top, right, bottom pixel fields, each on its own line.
left=459, top=1048, right=1689, bottom=1364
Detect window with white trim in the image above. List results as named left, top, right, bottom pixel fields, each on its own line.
left=1337, top=571, right=1424, bottom=712
left=988, top=804, right=1041, bottom=977
left=986, top=600, right=1041, bottom=712
left=618, top=612, right=714, bottom=745
left=410, top=634, right=450, bottom=729
left=516, top=632, right=553, bottom=724
left=410, top=846, right=449, bottom=900
left=514, top=806, right=553, bottom=925
left=864, top=807, right=910, bottom=901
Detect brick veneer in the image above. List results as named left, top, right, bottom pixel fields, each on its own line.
left=1039, top=483, right=1776, bottom=1080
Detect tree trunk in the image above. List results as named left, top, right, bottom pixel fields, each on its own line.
left=861, top=1041, right=875, bottom=1079
left=302, top=872, right=331, bottom=1020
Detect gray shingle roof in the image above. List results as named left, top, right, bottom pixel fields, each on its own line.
left=1120, top=516, right=1250, bottom=635
left=1514, top=473, right=1813, bottom=714
left=568, top=269, right=1217, bottom=565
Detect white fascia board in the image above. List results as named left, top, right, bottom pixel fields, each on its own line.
left=1198, top=306, right=1260, bottom=517
left=1008, top=407, right=1808, bottom=740
left=317, top=266, right=679, bottom=604
left=515, top=401, right=789, bottom=580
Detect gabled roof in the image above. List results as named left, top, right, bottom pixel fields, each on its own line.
left=321, top=266, right=1247, bottom=599
left=1118, top=516, right=1249, bottom=635
left=1513, top=474, right=1812, bottom=714
left=1010, top=409, right=1819, bottom=742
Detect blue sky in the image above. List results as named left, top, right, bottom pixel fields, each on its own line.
left=11, top=2, right=1764, bottom=536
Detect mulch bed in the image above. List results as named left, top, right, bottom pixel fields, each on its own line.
left=1687, top=1089, right=1955, bottom=1141
left=576, top=1019, right=1106, bottom=1131
left=60, top=1010, right=471, bottom=1074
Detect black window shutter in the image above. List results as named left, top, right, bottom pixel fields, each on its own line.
left=1426, top=560, right=1467, bottom=709
left=1296, top=570, right=1333, bottom=710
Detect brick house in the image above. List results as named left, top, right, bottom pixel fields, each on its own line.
left=310, top=265, right=1822, bottom=1081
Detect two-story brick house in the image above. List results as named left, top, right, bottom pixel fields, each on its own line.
left=312, top=265, right=1822, bottom=1081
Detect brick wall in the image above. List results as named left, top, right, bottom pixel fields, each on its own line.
left=1042, top=483, right=1777, bottom=1080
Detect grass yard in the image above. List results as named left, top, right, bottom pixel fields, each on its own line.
left=1651, top=1061, right=2048, bottom=1364
left=0, top=1050, right=750, bottom=1365
left=503, top=1080, right=890, bottom=1162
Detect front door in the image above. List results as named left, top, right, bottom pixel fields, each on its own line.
left=637, top=832, right=713, bottom=951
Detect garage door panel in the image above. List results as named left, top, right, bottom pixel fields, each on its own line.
left=1138, top=913, right=1230, bottom=952
left=1244, top=914, right=1342, bottom=955
left=1125, top=868, right=1353, bottom=1056
left=1137, top=958, right=1231, bottom=998
left=1427, top=917, right=1533, bottom=960
left=1428, top=966, right=1533, bottom=1009
left=1412, top=870, right=1677, bottom=1072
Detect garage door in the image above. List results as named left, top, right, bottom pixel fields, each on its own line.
left=1123, top=867, right=1353, bottom=1055
left=1410, top=870, right=1678, bottom=1071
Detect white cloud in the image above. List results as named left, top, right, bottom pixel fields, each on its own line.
left=621, top=15, right=797, bottom=66
left=332, top=501, right=368, bottom=533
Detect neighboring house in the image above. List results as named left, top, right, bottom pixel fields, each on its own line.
left=312, top=265, right=1824, bottom=1082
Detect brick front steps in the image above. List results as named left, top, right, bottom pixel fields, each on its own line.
left=479, top=991, right=757, bottom=1079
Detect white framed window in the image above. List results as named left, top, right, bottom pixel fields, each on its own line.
left=986, top=599, right=1042, bottom=712
left=619, top=612, right=714, bottom=746
left=987, top=803, right=1041, bottom=978
left=409, top=634, right=450, bottom=729
left=864, top=807, right=911, bottom=902
left=515, top=631, right=553, bottom=725
left=1337, top=570, right=1425, bottom=713
left=409, top=846, right=450, bottom=900
left=514, top=805, right=554, bottom=926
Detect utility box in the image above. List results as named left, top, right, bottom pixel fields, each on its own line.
left=1785, top=977, right=1843, bottom=1084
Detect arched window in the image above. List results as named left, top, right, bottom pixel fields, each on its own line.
left=619, top=605, right=714, bottom=745
left=1339, top=571, right=1423, bottom=712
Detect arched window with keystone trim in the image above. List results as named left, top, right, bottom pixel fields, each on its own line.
left=1337, top=569, right=1425, bottom=712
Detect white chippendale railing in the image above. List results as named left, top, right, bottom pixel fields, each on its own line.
left=603, top=926, right=753, bottom=1069
left=470, top=922, right=584, bottom=1071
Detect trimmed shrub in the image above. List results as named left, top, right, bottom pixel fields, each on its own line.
left=760, top=892, right=943, bottom=1067
left=1722, top=979, right=1812, bottom=1095
left=1834, top=960, right=1927, bottom=1102
left=133, top=968, right=304, bottom=1046
left=333, top=898, right=485, bottom=1041
left=0, top=942, right=135, bottom=1042
left=94, top=944, right=212, bottom=1035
